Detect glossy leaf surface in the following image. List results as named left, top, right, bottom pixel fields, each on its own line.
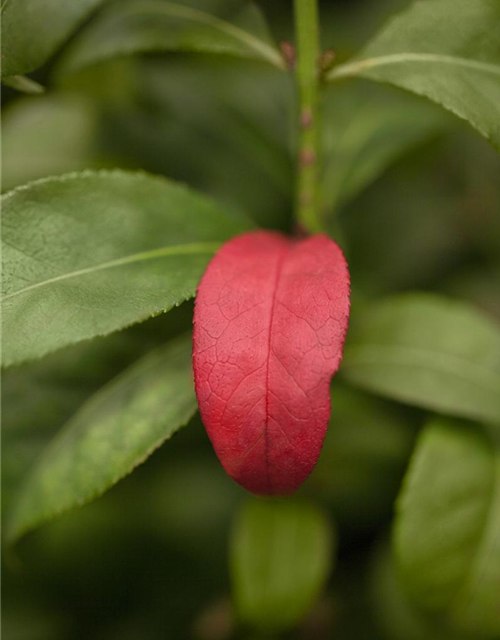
left=193, top=231, right=350, bottom=494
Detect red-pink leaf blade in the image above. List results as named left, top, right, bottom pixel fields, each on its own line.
left=193, top=231, right=350, bottom=494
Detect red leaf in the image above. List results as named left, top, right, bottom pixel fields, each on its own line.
left=193, top=231, right=350, bottom=495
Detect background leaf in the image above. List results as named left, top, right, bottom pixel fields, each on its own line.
left=1, top=303, right=193, bottom=518
left=369, top=541, right=465, bottom=640
left=1, top=170, right=250, bottom=366
left=321, top=83, right=448, bottom=216
left=0, top=0, right=106, bottom=78
left=342, top=294, right=500, bottom=424
left=7, top=333, right=198, bottom=542
left=327, top=0, right=500, bottom=150
left=394, top=419, right=500, bottom=637
left=1, top=95, right=101, bottom=192
left=230, top=499, right=333, bottom=631
left=1, top=75, right=45, bottom=94
left=56, top=0, right=285, bottom=78
left=306, top=384, right=417, bottom=529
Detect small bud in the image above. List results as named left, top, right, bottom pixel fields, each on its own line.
left=320, top=49, right=336, bottom=73
left=280, top=41, right=296, bottom=70
left=300, top=148, right=316, bottom=166
left=301, top=108, right=313, bottom=129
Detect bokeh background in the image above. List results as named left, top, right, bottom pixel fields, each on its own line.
left=2, top=0, right=500, bottom=638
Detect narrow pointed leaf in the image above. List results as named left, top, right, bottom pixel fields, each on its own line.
left=394, top=419, right=500, bottom=637
left=1, top=170, right=250, bottom=367
left=1, top=75, right=45, bottom=94
left=56, top=0, right=285, bottom=78
left=327, top=0, right=500, bottom=150
left=342, top=294, right=500, bottom=424
left=230, top=499, right=333, bottom=631
left=193, top=231, right=350, bottom=495
left=8, top=334, right=197, bottom=542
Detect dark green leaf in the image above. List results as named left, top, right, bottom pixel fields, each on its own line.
left=394, top=419, right=500, bottom=637
left=342, top=294, right=500, bottom=424
left=1, top=170, right=250, bottom=366
left=322, top=83, right=447, bottom=215
left=230, top=499, right=333, bottom=631
left=1, top=0, right=106, bottom=77
left=116, top=58, right=293, bottom=230
left=7, top=333, right=198, bottom=542
left=327, top=0, right=500, bottom=150
left=56, top=0, right=285, bottom=78
left=306, top=385, right=416, bottom=527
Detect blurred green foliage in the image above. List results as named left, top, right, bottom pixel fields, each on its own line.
left=2, top=0, right=500, bottom=639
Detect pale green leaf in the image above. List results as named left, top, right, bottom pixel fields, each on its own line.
left=1, top=170, right=250, bottom=367
left=7, top=333, right=197, bottom=542
left=342, top=294, right=500, bottom=424
left=230, top=499, right=333, bottom=631
left=56, top=0, right=285, bottom=78
left=1, top=95, right=100, bottom=192
left=327, top=0, right=500, bottom=150
left=1, top=74, right=45, bottom=94
left=394, top=419, right=500, bottom=637
left=1, top=0, right=106, bottom=77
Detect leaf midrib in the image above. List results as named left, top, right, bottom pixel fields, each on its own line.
left=2, top=241, right=221, bottom=301
left=328, top=53, right=500, bottom=81
left=343, top=344, right=500, bottom=395
left=83, top=0, right=285, bottom=70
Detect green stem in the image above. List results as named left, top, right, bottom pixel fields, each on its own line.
left=294, top=0, right=322, bottom=234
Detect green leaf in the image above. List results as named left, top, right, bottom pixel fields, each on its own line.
left=1, top=95, right=100, bottom=192
left=1, top=170, right=250, bottom=367
left=230, top=499, right=333, bottom=631
left=370, top=541, right=465, bottom=640
left=342, top=294, right=500, bottom=424
left=306, top=384, right=416, bottom=527
left=327, top=0, right=500, bottom=151
left=322, top=83, right=447, bottom=216
left=1, top=304, right=193, bottom=515
left=56, top=0, right=285, bottom=78
left=1, top=0, right=106, bottom=78
left=1, top=74, right=45, bottom=94
left=394, top=419, right=500, bottom=637
left=115, top=57, right=293, bottom=230
left=7, top=333, right=198, bottom=542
